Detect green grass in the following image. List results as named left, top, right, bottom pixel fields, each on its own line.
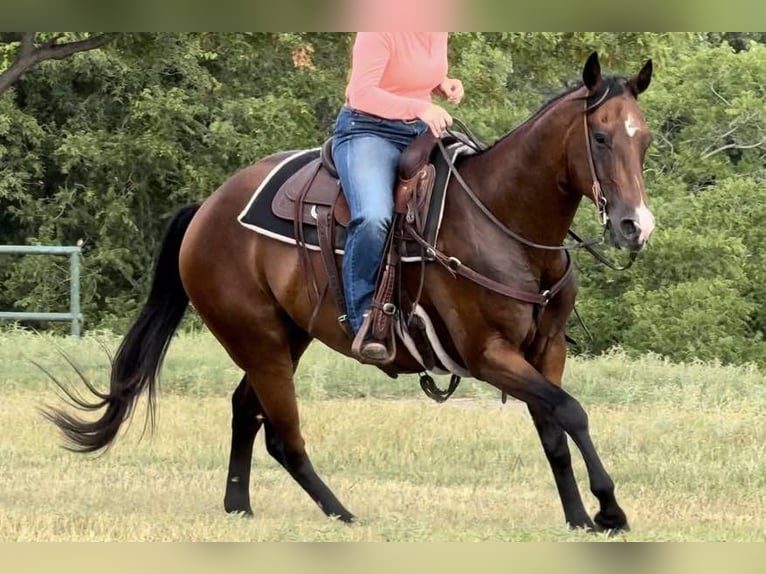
left=1, top=329, right=765, bottom=541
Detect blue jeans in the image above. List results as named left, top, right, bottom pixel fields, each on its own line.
left=332, top=106, right=428, bottom=333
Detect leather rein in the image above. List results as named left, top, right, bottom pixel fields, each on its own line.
left=403, top=94, right=637, bottom=311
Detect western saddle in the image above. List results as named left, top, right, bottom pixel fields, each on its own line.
left=271, top=133, right=441, bottom=366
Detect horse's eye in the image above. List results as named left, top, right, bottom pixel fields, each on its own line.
left=594, top=132, right=609, bottom=146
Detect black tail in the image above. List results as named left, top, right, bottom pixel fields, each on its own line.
left=43, top=203, right=201, bottom=453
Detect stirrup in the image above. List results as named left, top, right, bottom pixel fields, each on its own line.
left=350, top=312, right=396, bottom=365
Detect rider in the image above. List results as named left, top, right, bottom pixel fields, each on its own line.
left=332, top=32, right=464, bottom=361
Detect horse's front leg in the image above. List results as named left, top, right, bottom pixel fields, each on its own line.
left=473, top=337, right=628, bottom=533
left=526, top=333, right=593, bottom=529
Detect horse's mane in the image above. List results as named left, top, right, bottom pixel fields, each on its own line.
left=476, top=76, right=628, bottom=155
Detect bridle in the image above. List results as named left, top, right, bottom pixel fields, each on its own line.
left=438, top=87, right=639, bottom=271
left=584, top=89, right=610, bottom=228
left=579, top=90, right=639, bottom=271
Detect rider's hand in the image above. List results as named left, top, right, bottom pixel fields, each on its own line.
left=417, top=103, right=453, bottom=138
left=437, top=78, right=464, bottom=105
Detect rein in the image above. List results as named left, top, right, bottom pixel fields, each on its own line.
left=443, top=103, right=637, bottom=270
left=401, top=95, right=641, bottom=342
left=405, top=223, right=573, bottom=307
left=567, top=229, right=637, bottom=271
left=437, top=138, right=599, bottom=253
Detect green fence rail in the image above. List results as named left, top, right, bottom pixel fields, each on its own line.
left=0, top=245, right=82, bottom=337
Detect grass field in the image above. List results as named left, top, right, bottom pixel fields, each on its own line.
left=1, top=329, right=765, bottom=541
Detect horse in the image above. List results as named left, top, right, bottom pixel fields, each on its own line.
left=45, top=52, right=655, bottom=533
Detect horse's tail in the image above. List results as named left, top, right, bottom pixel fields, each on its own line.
left=44, top=203, right=201, bottom=453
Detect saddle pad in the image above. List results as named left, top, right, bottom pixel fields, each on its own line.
left=237, top=142, right=471, bottom=262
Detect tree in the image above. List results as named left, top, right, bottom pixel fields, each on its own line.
left=0, top=33, right=114, bottom=95
left=0, top=33, right=350, bottom=331
left=2, top=32, right=766, bottom=368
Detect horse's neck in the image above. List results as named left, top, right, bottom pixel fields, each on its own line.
left=462, top=99, right=583, bottom=249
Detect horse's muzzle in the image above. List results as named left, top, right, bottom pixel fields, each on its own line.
left=606, top=198, right=656, bottom=251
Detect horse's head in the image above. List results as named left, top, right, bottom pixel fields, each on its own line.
left=579, top=52, right=655, bottom=251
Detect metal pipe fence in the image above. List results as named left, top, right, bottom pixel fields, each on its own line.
left=0, top=245, right=83, bottom=337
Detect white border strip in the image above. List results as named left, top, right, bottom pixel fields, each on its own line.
left=424, top=143, right=471, bottom=263
left=237, top=148, right=319, bottom=224
left=237, top=143, right=471, bottom=261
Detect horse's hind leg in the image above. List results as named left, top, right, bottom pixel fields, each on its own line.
left=224, top=375, right=262, bottom=515
left=223, top=375, right=294, bottom=515
left=246, top=348, right=355, bottom=523
left=220, top=312, right=354, bottom=523
left=223, top=335, right=312, bottom=516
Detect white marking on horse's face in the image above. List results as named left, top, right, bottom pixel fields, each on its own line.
left=635, top=201, right=655, bottom=241
left=625, top=114, right=641, bottom=138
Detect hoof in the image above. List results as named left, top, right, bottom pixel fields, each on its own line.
left=594, top=508, right=630, bottom=534
left=225, top=508, right=254, bottom=518
left=224, top=499, right=254, bottom=517
left=339, top=513, right=357, bottom=524
left=327, top=511, right=357, bottom=524
left=566, top=517, right=596, bottom=532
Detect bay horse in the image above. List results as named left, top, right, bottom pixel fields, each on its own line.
left=46, top=52, right=655, bottom=533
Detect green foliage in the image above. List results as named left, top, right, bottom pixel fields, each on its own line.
left=574, top=176, right=766, bottom=365
left=568, top=37, right=766, bottom=367
left=0, top=33, right=349, bottom=331
left=1, top=32, right=765, bottom=369
left=643, top=43, right=766, bottom=190
left=447, top=32, right=691, bottom=142
left=622, top=279, right=764, bottom=365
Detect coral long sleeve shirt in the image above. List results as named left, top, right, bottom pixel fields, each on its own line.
left=345, top=32, right=449, bottom=121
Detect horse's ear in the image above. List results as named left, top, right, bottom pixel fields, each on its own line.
left=627, top=59, right=653, bottom=97
left=582, top=51, right=602, bottom=92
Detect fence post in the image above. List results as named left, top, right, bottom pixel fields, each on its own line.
left=70, top=246, right=81, bottom=337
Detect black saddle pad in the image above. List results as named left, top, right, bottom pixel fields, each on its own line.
left=237, top=142, right=470, bottom=262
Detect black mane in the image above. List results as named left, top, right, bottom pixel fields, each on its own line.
left=476, top=76, right=628, bottom=154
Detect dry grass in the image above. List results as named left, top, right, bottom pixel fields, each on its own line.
left=0, top=329, right=765, bottom=541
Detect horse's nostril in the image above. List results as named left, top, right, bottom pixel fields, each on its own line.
left=620, top=218, right=641, bottom=241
